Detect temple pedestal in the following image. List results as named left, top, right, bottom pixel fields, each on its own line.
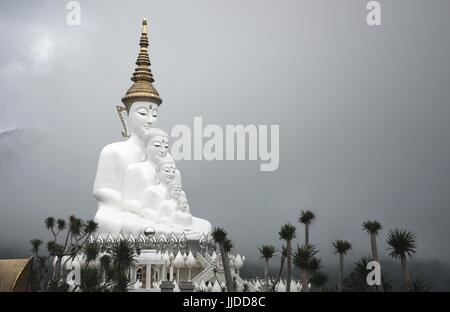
left=179, top=281, right=195, bottom=292
left=160, top=281, right=175, bottom=292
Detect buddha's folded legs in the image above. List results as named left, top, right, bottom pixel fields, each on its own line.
left=121, top=211, right=159, bottom=237
left=94, top=206, right=125, bottom=236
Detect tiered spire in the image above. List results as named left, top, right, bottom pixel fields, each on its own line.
left=121, top=18, right=162, bottom=110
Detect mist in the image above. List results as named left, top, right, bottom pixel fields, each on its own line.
left=1, top=0, right=450, bottom=275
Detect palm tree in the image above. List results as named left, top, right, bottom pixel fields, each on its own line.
left=403, top=277, right=431, bottom=292
left=343, top=256, right=392, bottom=292
left=293, top=243, right=320, bottom=292
left=80, top=267, right=103, bottom=292
left=386, top=228, right=417, bottom=286
left=30, top=239, right=44, bottom=290
left=271, top=246, right=286, bottom=292
left=110, top=240, right=137, bottom=291
left=30, top=239, right=43, bottom=256
left=83, top=242, right=100, bottom=269
left=68, top=215, right=83, bottom=243
left=223, top=237, right=236, bottom=290
left=258, top=244, right=276, bottom=289
left=223, top=238, right=234, bottom=253
left=362, top=221, right=382, bottom=261
left=343, top=256, right=371, bottom=292
left=362, top=220, right=384, bottom=291
left=299, top=210, right=315, bottom=244
left=278, top=223, right=296, bottom=292
left=45, top=217, right=57, bottom=241
left=57, top=219, right=66, bottom=232
left=100, top=254, right=111, bottom=272
left=332, top=240, right=352, bottom=292
left=84, top=220, right=98, bottom=235
left=32, top=215, right=99, bottom=290
left=212, top=227, right=235, bottom=292
left=309, top=271, right=328, bottom=292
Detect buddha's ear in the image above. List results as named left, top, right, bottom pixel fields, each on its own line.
left=116, top=106, right=130, bottom=137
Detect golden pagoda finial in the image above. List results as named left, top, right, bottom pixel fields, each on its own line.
left=142, top=17, right=148, bottom=35
left=121, top=18, right=162, bottom=112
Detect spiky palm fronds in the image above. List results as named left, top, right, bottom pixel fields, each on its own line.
left=332, top=240, right=352, bottom=255
left=279, top=223, right=296, bottom=241
left=30, top=239, right=43, bottom=254
left=47, top=241, right=64, bottom=256
left=69, top=215, right=84, bottom=237
left=211, top=227, right=234, bottom=292
left=258, top=244, right=276, bottom=260
left=211, top=227, right=228, bottom=243
left=111, top=240, right=137, bottom=272
left=83, top=242, right=100, bottom=266
left=386, top=228, right=417, bottom=259
left=354, top=256, right=371, bottom=276
left=362, top=220, right=382, bottom=235
left=57, top=219, right=66, bottom=231
left=84, top=220, right=98, bottom=235
left=403, top=278, right=431, bottom=292
left=100, top=254, right=111, bottom=270
left=223, top=238, right=234, bottom=253
left=80, top=267, right=103, bottom=292
left=309, top=256, right=322, bottom=272
left=309, top=271, right=328, bottom=289
left=44, top=217, right=55, bottom=230
left=299, top=210, right=315, bottom=225
left=292, top=243, right=319, bottom=271
left=344, top=256, right=392, bottom=292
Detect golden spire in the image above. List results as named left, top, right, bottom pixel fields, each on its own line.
left=121, top=18, right=162, bottom=111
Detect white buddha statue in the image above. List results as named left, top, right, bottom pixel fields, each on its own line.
left=140, top=159, right=180, bottom=218
left=121, top=130, right=180, bottom=235
left=121, top=128, right=173, bottom=217
left=172, top=195, right=193, bottom=231
left=93, top=18, right=163, bottom=236
left=93, top=101, right=159, bottom=235
left=92, top=18, right=211, bottom=239
left=157, top=181, right=183, bottom=223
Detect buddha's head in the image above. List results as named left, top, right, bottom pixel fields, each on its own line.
left=158, top=161, right=177, bottom=185
left=144, top=128, right=169, bottom=163
left=127, top=102, right=159, bottom=138
left=168, top=182, right=183, bottom=199
left=177, top=196, right=189, bottom=212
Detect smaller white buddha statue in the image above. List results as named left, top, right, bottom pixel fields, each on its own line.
left=141, top=159, right=180, bottom=218
left=121, top=129, right=175, bottom=235
left=157, top=181, right=183, bottom=223
left=121, top=128, right=170, bottom=212
left=172, top=194, right=193, bottom=231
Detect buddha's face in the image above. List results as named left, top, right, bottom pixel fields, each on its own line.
left=159, top=163, right=176, bottom=184
left=128, top=102, right=159, bottom=137
left=177, top=196, right=188, bottom=210
left=169, top=183, right=183, bottom=199
left=146, top=135, right=169, bottom=163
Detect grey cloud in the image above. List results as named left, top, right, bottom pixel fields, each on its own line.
left=1, top=0, right=450, bottom=267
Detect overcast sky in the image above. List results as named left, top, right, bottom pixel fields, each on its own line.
left=1, top=0, right=450, bottom=267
